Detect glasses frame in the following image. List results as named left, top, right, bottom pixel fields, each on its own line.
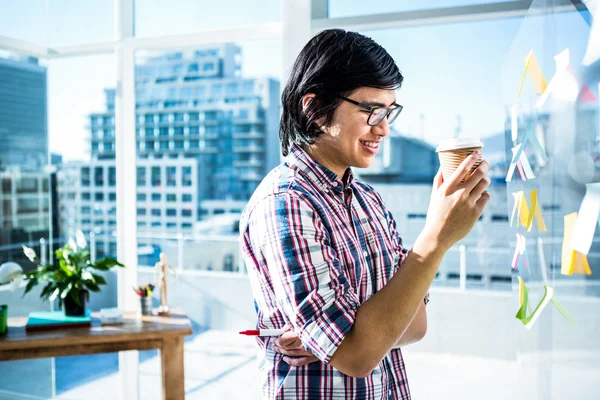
left=338, top=95, right=403, bottom=126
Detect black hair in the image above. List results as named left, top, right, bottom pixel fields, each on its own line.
left=279, top=29, right=403, bottom=156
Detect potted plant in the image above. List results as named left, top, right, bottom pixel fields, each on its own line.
left=21, top=230, right=124, bottom=316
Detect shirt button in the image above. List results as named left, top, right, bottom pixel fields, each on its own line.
left=363, top=250, right=368, bottom=257
left=331, top=182, right=338, bottom=187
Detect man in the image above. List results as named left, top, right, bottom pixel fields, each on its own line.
left=239, top=29, right=490, bottom=399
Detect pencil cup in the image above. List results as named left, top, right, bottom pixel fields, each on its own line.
left=436, top=137, right=484, bottom=183
left=0, top=304, right=7, bottom=335
left=140, top=297, right=153, bottom=316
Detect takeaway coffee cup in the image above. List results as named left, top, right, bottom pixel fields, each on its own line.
left=436, top=137, right=484, bottom=183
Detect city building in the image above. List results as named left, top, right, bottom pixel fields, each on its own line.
left=88, top=44, right=280, bottom=205
left=357, top=132, right=440, bottom=183
left=0, top=56, right=47, bottom=171
left=58, top=158, right=197, bottom=257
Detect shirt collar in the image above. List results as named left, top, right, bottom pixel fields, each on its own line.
left=287, top=143, right=354, bottom=193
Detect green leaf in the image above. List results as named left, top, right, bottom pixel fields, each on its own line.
left=93, top=257, right=124, bottom=271
left=49, top=288, right=60, bottom=302
left=91, top=274, right=106, bottom=285
left=22, top=277, right=38, bottom=296
left=84, top=282, right=101, bottom=292
left=22, top=245, right=37, bottom=262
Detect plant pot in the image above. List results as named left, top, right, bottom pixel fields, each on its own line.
left=64, top=290, right=89, bottom=317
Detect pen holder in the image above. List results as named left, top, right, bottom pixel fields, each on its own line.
left=140, top=296, right=153, bottom=316
left=0, top=304, right=7, bottom=335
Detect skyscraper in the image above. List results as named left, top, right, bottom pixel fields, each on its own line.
left=0, top=56, right=48, bottom=171
left=88, top=44, right=280, bottom=206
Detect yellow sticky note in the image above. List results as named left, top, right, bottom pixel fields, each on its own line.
left=519, top=191, right=529, bottom=227
left=527, top=189, right=547, bottom=232
left=519, top=50, right=548, bottom=96
left=562, top=213, right=592, bottom=275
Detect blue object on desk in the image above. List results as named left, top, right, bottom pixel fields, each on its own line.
left=26, top=310, right=92, bottom=332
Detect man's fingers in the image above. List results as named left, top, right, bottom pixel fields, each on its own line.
left=470, top=175, right=491, bottom=200
left=447, top=151, right=481, bottom=188
left=274, top=331, right=302, bottom=348
left=273, top=344, right=314, bottom=357
left=282, top=355, right=319, bottom=367
left=462, top=161, right=490, bottom=193
left=433, top=168, right=443, bottom=189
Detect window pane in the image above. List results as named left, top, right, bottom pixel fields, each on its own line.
left=135, top=0, right=280, bottom=37
left=329, top=0, right=521, bottom=18
left=0, top=2, right=114, bottom=47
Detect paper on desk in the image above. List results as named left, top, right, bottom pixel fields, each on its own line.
left=562, top=213, right=592, bottom=275
left=536, top=49, right=597, bottom=108
left=518, top=50, right=547, bottom=96
left=516, top=277, right=575, bottom=330
left=571, top=183, right=600, bottom=256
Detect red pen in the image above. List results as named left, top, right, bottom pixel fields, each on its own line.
left=239, top=328, right=286, bottom=337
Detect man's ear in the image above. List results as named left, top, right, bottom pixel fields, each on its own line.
left=301, top=93, right=316, bottom=118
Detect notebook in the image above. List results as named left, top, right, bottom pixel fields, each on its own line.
left=25, top=311, right=92, bottom=332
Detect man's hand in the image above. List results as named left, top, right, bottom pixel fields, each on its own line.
left=272, top=330, right=319, bottom=367
left=423, top=152, right=491, bottom=252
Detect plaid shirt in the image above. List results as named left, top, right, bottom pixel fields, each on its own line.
left=240, top=144, right=412, bottom=400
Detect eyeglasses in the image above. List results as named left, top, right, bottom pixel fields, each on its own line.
left=338, top=95, right=403, bottom=127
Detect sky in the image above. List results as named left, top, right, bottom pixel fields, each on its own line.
left=0, top=0, right=593, bottom=161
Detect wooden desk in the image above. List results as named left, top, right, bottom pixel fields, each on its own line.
left=0, top=309, right=193, bottom=400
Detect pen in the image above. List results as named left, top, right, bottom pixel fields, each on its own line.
left=239, top=328, right=286, bottom=337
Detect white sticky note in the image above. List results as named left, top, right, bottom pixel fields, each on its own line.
left=511, top=103, right=519, bottom=142
left=571, top=183, right=600, bottom=256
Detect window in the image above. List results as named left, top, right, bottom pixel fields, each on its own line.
left=94, top=167, right=104, bottom=186
left=151, top=221, right=161, bottom=227
left=95, top=192, right=104, bottom=201
left=181, top=222, right=192, bottom=229
left=81, top=167, right=90, bottom=186
left=182, top=194, right=192, bottom=202
left=166, top=194, right=176, bottom=202
left=109, top=192, right=116, bottom=201
left=151, top=167, right=161, bottom=187
left=182, top=167, right=192, bottom=186
left=181, top=209, right=192, bottom=217
left=82, top=192, right=91, bottom=200
left=166, top=222, right=177, bottom=228
left=108, top=167, right=116, bottom=186
left=137, top=208, right=147, bottom=216
left=137, top=167, right=146, bottom=186
left=151, top=193, right=161, bottom=201
left=151, top=208, right=161, bottom=217
left=167, top=167, right=177, bottom=186
left=166, top=209, right=177, bottom=217
left=81, top=206, right=91, bottom=215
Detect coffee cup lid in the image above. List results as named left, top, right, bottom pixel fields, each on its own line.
left=436, top=137, right=484, bottom=152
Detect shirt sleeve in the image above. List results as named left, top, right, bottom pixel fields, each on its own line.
left=374, top=190, right=430, bottom=303
left=247, top=192, right=360, bottom=364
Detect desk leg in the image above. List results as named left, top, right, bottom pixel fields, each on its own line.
left=161, top=336, right=185, bottom=400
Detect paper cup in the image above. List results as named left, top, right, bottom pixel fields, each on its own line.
left=436, top=137, right=484, bottom=183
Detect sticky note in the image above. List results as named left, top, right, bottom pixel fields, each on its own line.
left=583, top=0, right=600, bottom=66
left=562, top=213, right=592, bottom=275
left=518, top=50, right=548, bottom=96
left=511, top=103, right=519, bottom=142
left=527, top=189, right=547, bottom=232
left=537, top=48, right=597, bottom=108
left=511, top=233, right=529, bottom=271
left=506, top=146, right=535, bottom=182
left=510, top=190, right=546, bottom=232
left=516, top=277, right=575, bottom=330
left=571, top=182, right=600, bottom=256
